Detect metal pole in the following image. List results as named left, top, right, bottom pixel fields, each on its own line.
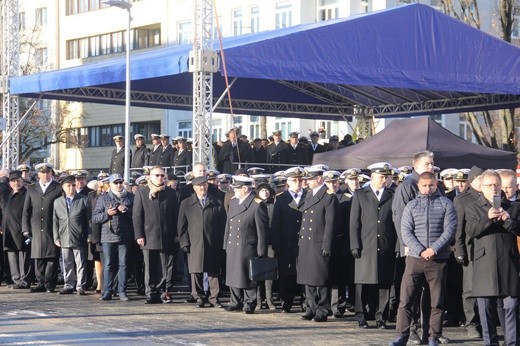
left=123, top=7, right=131, bottom=182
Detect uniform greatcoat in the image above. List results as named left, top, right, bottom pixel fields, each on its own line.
left=149, top=145, right=162, bottom=166
left=224, top=192, right=269, bottom=289
left=173, top=149, right=192, bottom=169
left=178, top=194, right=226, bottom=273
left=159, top=145, right=175, bottom=168
left=22, top=181, right=63, bottom=259
left=132, top=145, right=150, bottom=168
left=110, top=147, right=130, bottom=175
left=349, top=186, right=397, bottom=286
left=296, top=184, right=337, bottom=286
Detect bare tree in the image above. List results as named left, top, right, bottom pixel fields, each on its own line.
left=440, top=0, right=517, bottom=151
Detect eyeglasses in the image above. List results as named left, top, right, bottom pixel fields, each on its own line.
left=153, top=174, right=165, bottom=178
left=482, top=183, right=500, bottom=188
left=113, top=181, right=123, bottom=185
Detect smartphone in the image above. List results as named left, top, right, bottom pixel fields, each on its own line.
left=492, top=195, right=501, bottom=209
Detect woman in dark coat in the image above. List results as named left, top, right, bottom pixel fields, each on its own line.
left=255, top=183, right=276, bottom=310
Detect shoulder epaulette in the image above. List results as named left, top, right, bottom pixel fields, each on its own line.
left=327, top=190, right=335, bottom=195
left=254, top=197, right=263, bottom=203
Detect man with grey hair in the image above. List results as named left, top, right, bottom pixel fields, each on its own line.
left=498, top=169, right=518, bottom=201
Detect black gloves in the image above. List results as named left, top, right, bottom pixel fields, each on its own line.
left=322, top=250, right=331, bottom=257
left=182, top=246, right=190, bottom=254
left=351, top=249, right=361, bottom=259
left=456, top=255, right=467, bottom=266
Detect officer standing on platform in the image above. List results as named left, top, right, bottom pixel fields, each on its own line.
left=110, top=135, right=130, bottom=176
left=132, top=134, right=150, bottom=169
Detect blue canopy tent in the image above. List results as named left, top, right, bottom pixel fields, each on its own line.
left=9, top=3, right=520, bottom=119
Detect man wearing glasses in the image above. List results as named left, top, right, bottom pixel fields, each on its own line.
left=133, top=166, right=179, bottom=304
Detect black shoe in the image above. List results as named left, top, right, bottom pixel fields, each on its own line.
left=30, top=285, right=46, bottom=293
left=301, top=313, right=315, bottom=321
left=313, top=315, right=327, bottom=322
left=185, top=296, right=197, bottom=303
left=100, top=293, right=112, bottom=301
left=46, top=288, right=55, bottom=293
left=358, top=320, right=369, bottom=329
left=10, top=284, right=29, bottom=289
left=225, top=305, right=242, bottom=312
left=281, top=308, right=292, bottom=313
left=77, top=288, right=86, bottom=295
left=376, top=320, right=388, bottom=329
left=145, top=296, right=161, bottom=304
left=161, top=292, right=172, bottom=304
left=244, top=309, right=254, bottom=314
left=333, top=313, right=344, bottom=319
left=136, top=287, right=146, bottom=296
left=59, top=287, right=74, bottom=295
left=196, top=299, right=205, bottom=308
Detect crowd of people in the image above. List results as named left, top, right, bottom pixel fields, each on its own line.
left=1, top=129, right=519, bottom=346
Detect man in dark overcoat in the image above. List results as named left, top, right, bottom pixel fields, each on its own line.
left=22, top=163, right=63, bottom=292
left=159, top=134, right=175, bottom=168
left=110, top=135, right=130, bottom=176
left=306, top=131, right=327, bottom=165
left=133, top=166, right=179, bottom=304
left=296, top=165, right=337, bottom=322
left=266, top=130, right=289, bottom=173
left=465, top=170, right=520, bottom=346
left=223, top=176, right=268, bottom=313
left=218, top=129, right=251, bottom=174
left=178, top=176, right=226, bottom=308
left=149, top=134, right=162, bottom=166
left=350, top=162, right=397, bottom=329
left=2, top=170, right=32, bottom=288
left=173, top=137, right=192, bottom=170
left=271, top=167, right=307, bottom=313
left=286, top=132, right=308, bottom=166
left=131, top=134, right=150, bottom=169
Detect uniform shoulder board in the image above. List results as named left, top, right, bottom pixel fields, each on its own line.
left=254, top=197, right=263, bottom=203
left=327, top=190, right=335, bottom=195
left=276, top=192, right=284, bottom=197
left=344, top=192, right=352, bottom=198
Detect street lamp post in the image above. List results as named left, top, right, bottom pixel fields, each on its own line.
left=105, top=0, right=132, bottom=182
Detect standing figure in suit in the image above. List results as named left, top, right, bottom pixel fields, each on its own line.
left=110, top=135, right=130, bottom=176
left=159, top=134, right=175, bottom=168
left=266, top=130, right=289, bottom=173
left=297, top=165, right=337, bottom=322
left=149, top=134, right=162, bottom=166
left=131, top=134, right=150, bottom=169
left=306, top=131, right=327, bottom=165
left=218, top=129, right=251, bottom=174
left=133, top=166, right=179, bottom=304
left=173, top=137, right=193, bottom=170
left=53, top=175, right=91, bottom=295
left=23, top=163, right=63, bottom=293
left=286, top=132, right=308, bottom=166
left=178, top=176, right=226, bottom=308
left=223, top=176, right=269, bottom=313
left=350, top=162, right=398, bottom=329
left=271, top=167, right=307, bottom=313
left=466, top=170, right=520, bottom=346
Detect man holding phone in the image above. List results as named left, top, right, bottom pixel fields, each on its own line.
left=465, top=170, right=520, bottom=346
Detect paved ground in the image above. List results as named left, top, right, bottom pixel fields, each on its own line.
left=0, top=285, right=488, bottom=346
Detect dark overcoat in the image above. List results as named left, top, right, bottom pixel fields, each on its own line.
left=110, top=147, right=130, bottom=175
left=349, top=186, right=397, bottom=286
left=133, top=185, right=178, bottom=251
left=178, top=194, right=226, bottom=273
left=22, top=181, right=62, bottom=259
left=330, top=190, right=353, bottom=284
left=218, top=140, right=251, bottom=174
left=306, top=143, right=326, bottom=165
left=286, top=143, right=308, bottom=166
left=132, top=145, right=150, bottom=168
left=2, top=187, right=27, bottom=251
left=149, top=145, right=162, bottom=166
left=453, top=187, right=480, bottom=260
left=159, top=145, right=175, bottom=167
left=173, top=149, right=192, bottom=169
left=266, top=141, right=289, bottom=173
left=466, top=195, right=520, bottom=297
left=271, top=189, right=307, bottom=276
left=296, top=184, right=337, bottom=286
left=224, top=192, right=268, bottom=289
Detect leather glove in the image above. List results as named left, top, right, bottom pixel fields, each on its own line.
left=351, top=249, right=361, bottom=259
left=395, top=251, right=400, bottom=259
left=182, top=246, right=190, bottom=254
left=456, top=255, right=467, bottom=266
left=322, top=250, right=331, bottom=257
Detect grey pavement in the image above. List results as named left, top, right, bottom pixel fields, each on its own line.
left=0, top=285, right=487, bottom=345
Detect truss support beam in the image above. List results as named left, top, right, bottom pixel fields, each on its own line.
left=2, top=0, right=20, bottom=169
left=190, top=0, right=217, bottom=168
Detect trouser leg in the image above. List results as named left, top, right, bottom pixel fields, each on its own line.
left=244, top=287, right=257, bottom=311
left=7, top=251, right=21, bottom=285
left=207, top=273, right=220, bottom=305
left=424, top=260, right=447, bottom=340
left=73, top=246, right=87, bottom=290
left=502, top=296, right=519, bottom=346
left=305, top=285, right=318, bottom=316
left=396, top=257, right=423, bottom=338
left=377, top=287, right=390, bottom=322
left=478, top=297, right=499, bottom=346
left=229, top=286, right=243, bottom=308
left=61, top=248, right=76, bottom=289
left=191, top=273, right=205, bottom=300
left=315, top=285, right=330, bottom=319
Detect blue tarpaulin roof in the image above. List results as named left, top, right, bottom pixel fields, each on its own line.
left=10, top=3, right=520, bottom=119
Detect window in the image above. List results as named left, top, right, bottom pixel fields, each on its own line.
left=111, top=31, right=124, bottom=53
left=178, top=21, right=192, bottom=45
left=35, top=8, right=47, bottom=26
left=275, top=1, right=292, bottom=29
left=233, top=9, right=243, bottom=36
left=131, top=121, right=160, bottom=142
left=274, top=121, right=292, bottom=138
left=178, top=121, right=193, bottom=138
left=513, top=16, right=520, bottom=38
left=79, top=38, right=89, bottom=58
left=212, top=16, right=222, bottom=39
left=66, top=128, right=89, bottom=148
left=89, top=36, right=100, bottom=56
left=19, top=12, right=26, bottom=30
left=135, top=29, right=149, bottom=50
left=250, top=6, right=260, bottom=33
left=35, top=48, right=48, bottom=68
left=318, top=0, right=339, bottom=21
left=67, top=40, right=79, bottom=60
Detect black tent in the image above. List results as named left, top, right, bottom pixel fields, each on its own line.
left=313, top=117, right=517, bottom=170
